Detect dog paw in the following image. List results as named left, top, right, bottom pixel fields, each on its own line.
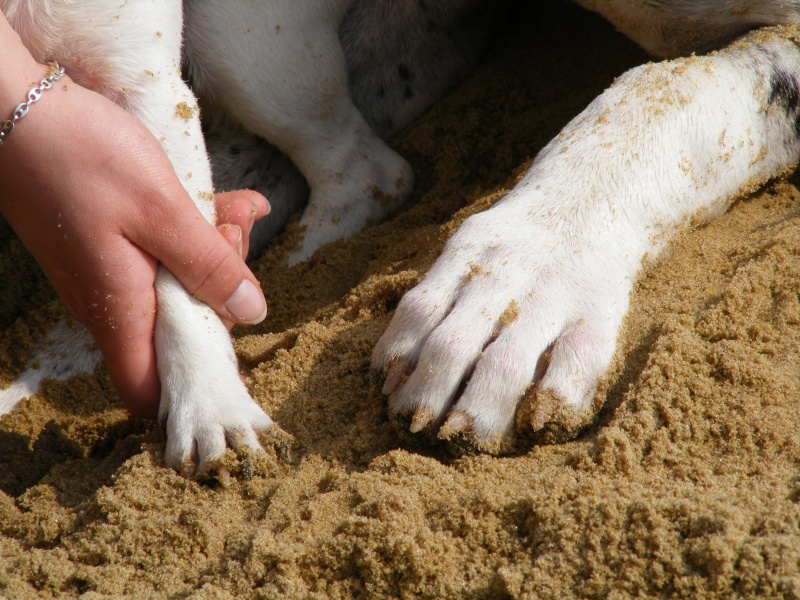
left=286, top=141, right=413, bottom=265
left=371, top=194, right=634, bottom=453
left=158, top=371, right=273, bottom=473
left=154, top=271, right=273, bottom=473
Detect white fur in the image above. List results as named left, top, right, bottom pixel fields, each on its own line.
left=575, top=0, right=800, bottom=57
left=373, top=8, right=800, bottom=441
left=0, top=321, right=99, bottom=415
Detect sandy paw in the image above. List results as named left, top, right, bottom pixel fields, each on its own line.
left=159, top=379, right=273, bottom=474
left=371, top=199, right=631, bottom=454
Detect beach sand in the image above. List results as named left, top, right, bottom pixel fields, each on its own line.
left=1, top=2, right=800, bottom=597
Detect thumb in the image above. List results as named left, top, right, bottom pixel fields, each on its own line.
left=137, top=199, right=267, bottom=325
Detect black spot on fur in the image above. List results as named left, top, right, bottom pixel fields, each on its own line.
left=769, top=69, right=800, bottom=110
left=403, top=86, right=414, bottom=100
left=397, top=64, right=413, bottom=81
left=768, top=67, right=800, bottom=135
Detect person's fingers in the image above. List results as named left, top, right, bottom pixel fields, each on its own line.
left=131, top=196, right=267, bottom=326
left=217, top=223, right=244, bottom=258
left=215, top=189, right=270, bottom=222
left=216, top=190, right=270, bottom=259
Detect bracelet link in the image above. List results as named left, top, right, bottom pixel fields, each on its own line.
left=13, top=103, right=29, bottom=121
left=0, top=62, right=65, bottom=148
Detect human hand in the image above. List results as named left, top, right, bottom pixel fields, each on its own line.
left=213, top=190, right=271, bottom=329
left=0, top=64, right=269, bottom=419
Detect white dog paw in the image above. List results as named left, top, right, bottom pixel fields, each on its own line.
left=158, top=372, right=273, bottom=473
left=376, top=31, right=800, bottom=454
left=154, top=269, right=273, bottom=473
left=286, top=140, right=413, bottom=265
left=372, top=197, right=632, bottom=452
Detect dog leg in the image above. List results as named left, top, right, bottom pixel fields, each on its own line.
left=196, top=0, right=507, bottom=260
left=112, top=3, right=273, bottom=471
left=0, top=322, right=99, bottom=416
left=185, top=0, right=413, bottom=263
left=372, top=28, right=800, bottom=450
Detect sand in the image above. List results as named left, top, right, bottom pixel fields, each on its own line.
left=2, top=2, right=800, bottom=598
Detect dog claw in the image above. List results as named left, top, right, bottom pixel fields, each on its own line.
left=438, top=411, right=472, bottom=439
left=531, top=396, right=559, bottom=432
left=514, top=389, right=594, bottom=445
left=409, top=408, right=434, bottom=433
left=382, top=360, right=411, bottom=395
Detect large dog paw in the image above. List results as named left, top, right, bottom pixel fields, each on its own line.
left=371, top=195, right=633, bottom=453
left=373, top=33, right=800, bottom=452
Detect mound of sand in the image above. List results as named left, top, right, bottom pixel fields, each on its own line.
left=1, top=2, right=799, bottom=598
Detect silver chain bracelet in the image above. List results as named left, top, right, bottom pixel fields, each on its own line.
left=0, top=62, right=66, bottom=148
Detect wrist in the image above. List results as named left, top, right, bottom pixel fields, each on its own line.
left=1, top=62, right=66, bottom=143
left=0, top=14, right=50, bottom=103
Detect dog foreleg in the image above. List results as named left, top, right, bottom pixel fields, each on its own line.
left=372, top=28, right=800, bottom=450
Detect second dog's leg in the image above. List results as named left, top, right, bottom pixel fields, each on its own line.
left=185, top=0, right=413, bottom=263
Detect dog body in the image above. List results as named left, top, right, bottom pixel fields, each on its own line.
left=2, top=0, right=800, bottom=464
